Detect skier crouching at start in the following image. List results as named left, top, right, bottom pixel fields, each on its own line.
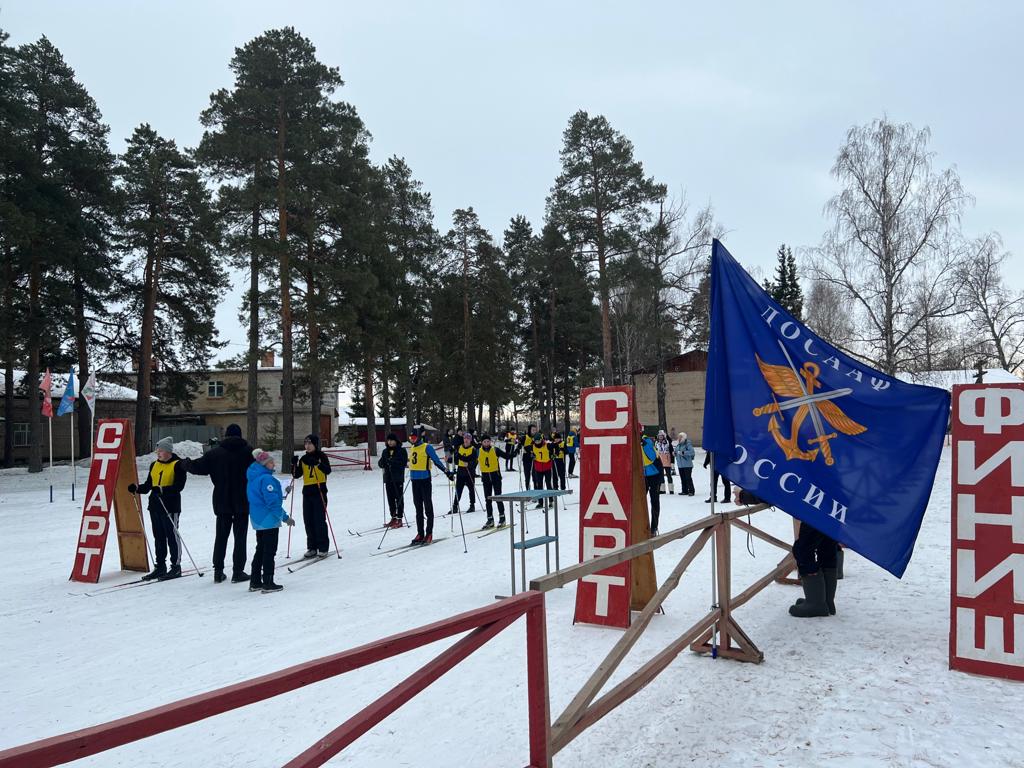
left=407, top=426, right=453, bottom=545
left=247, top=449, right=295, bottom=593
left=477, top=434, right=517, bottom=528
left=291, top=433, right=332, bottom=559
left=129, top=436, right=186, bottom=581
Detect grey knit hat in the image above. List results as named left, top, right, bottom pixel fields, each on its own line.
left=156, top=436, right=174, bottom=453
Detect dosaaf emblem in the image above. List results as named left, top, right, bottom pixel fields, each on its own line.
left=753, top=342, right=866, bottom=466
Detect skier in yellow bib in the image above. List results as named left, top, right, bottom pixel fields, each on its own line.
left=477, top=434, right=519, bottom=528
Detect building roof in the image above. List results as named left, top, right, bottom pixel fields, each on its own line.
left=630, top=350, right=708, bottom=376
left=896, top=368, right=1022, bottom=390
left=1, top=370, right=147, bottom=402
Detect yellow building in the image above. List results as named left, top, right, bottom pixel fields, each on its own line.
left=630, top=351, right=708, bottom=446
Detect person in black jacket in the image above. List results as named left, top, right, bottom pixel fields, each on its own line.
left=378, top=432, right=408, bottom=529
left=291, top=433, right=332, bottom=558
left=129, top=436, right=187, bottom=581
left=703, top=450, right=731, bottom=503
left=185, top=423, right=253, bottom=584
left=451, top=431, right=479, bottom=513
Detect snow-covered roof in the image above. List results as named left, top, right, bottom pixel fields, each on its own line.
left=896, top=368, right=1022, bottom=390
left=1, top=370, right=148, bottom=402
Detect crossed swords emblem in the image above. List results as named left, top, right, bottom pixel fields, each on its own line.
left=752, top=341, right=866, bottom=466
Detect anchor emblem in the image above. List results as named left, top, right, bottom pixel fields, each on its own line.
left=752, top=342, right=866, bottom=466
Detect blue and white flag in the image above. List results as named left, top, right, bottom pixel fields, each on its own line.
left=56, top=368, right=76, bottom=417
left=702, top=240, right=949, bottom=577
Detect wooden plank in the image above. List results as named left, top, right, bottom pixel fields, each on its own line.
left=552, top=609, right=719, bottom=754
left=284, top=613, right=521, bottom=768
left=529, top=516, right=718, bottom=592
left=526, top=602, right=552, bottom=768
left=0, top=592, right=542, bottom=768
left=731, top=556, right=796, bottom=611
left=730, top=517, right=793, bottom=552
left=550, top=528, right=714, bottom=746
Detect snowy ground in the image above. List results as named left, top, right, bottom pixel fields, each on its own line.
left=0, top=446, right=1020, bottom=767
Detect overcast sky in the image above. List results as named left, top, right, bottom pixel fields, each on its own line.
left=5, top=1, right=1023, bottom=361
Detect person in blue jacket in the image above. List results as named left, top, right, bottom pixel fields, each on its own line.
left=246, top=449, right=296, bottom=593
left=406, top=426, right=454, bottom=545
left=674, top=431, right=696, bottom=496
left=640, top=427, right=663, bottom=535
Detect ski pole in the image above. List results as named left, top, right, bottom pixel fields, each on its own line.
left=455, top=494, right=468, bottom=553
left=285, top=478, right=296, bottom=559
left=316, top=481, right=342, bottom=558
left=155, top=493, right=204, bottom=577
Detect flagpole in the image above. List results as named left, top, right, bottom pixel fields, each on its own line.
left=70, top=409, right=76, bottom=501
left=48, top=415, right=53, bottom=504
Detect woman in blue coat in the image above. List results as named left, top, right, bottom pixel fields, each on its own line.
left=246, top=449, right=296, bottom=593
left=674, top=432, right=696, bottom=496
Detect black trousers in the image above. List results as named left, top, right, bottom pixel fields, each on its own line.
left=213, top=511, right=248, bottom=575
left=454, top=469, right=477, bottom=510
left=522, top=454, right=534, bottom=489
left=504, top=444, right=515, bottom=470
left=567, top=452, right=576, bottom=476
left=553, top=458, right=566, bottom=490
left=678, top=467, right=695, bottom=495
left=411, top=478, right=435, bottom=537
left=481, top=471, right=504, bottom=517
left=302, top=489, right=330, bottom=552
left=149, top=507, right=180, bottom=567
left=384, top=473, right=405, bottom=518
left=793, top=522, right=839, bottom=575
left=532, top=467, right=554, bottom=494
left=251, top=528, right=279, bottom=587
left=645, top=474, right=661, bottom=533
left=710, top=471, right=731, bottom=500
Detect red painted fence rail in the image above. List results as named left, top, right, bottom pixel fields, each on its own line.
left=0, top=591, right=551, bottom=768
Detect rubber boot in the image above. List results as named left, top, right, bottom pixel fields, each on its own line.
left=823, top=568, right=838, bottom=615
left=789, top=572, right=829, bottom=617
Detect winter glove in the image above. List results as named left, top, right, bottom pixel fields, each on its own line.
left=283, top=483, right=293, bottom=498
left=285, top=516, right=296, bottom=527
left=291, top=454, right=299, bottom=466
left=446, top=471, right=455, bottom=481
left=127, top=483, right=138, bottom=494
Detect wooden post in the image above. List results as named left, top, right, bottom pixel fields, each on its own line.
left=526, top=598, right=551, bottom=768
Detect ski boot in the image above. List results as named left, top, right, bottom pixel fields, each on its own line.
left=422, top=534, right=433, bottom=545
left=482, top=516, right=495, bottom=529
left=303, top=549, right=317, bottom=559
left=411, top=533, right=425, bottom=545
left=142, top=565, right=166, bottom=582
left=498, top=516, right=506, bottom=527
left=158, top=563, right=182, bottom=581
left=231, top=571, right=250, bottom=583
left=318, top=550, right=329, bottom=558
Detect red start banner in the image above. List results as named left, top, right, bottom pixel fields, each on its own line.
left=70, top=419, right=149, bottom=583
left=574, top=387, right=637, bottom=628
left=950, top=383, right=1024, bottom=681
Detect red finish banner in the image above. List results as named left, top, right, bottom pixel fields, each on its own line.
left=70, top=419, right=146, bottom=583
left=574, top=386, right=635, bottom=628
left=950, top=383, right=1024, bottom=681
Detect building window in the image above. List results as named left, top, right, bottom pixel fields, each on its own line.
left=207, top=380, right=225, bottom=398
left=13, top=423, right=30, bottom=447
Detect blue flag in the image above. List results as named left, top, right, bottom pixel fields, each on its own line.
left=56, top=368, right=76, bottom=417
left=702, top=241, right=949, bottom=577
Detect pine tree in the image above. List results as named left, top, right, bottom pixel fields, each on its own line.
left=763, top=244, right=803, bottom=319
left=10, top=37, right=119, bottom=470
left=200, top=27, right=343, bottom=457
left=115, top=124, right=226, bottom=451
left=547, top=111, right=665, bottom=385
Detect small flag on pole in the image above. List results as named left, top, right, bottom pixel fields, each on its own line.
left=57, top=369, right=76, bottom=416
left=40, top=368, right=54, bottom=417
left=82, top=370, right=97, bottom=414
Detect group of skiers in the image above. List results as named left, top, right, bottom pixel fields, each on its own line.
left=377, top=424, right=581, bottom=546
left=128, top=424, right=334, bottom=594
